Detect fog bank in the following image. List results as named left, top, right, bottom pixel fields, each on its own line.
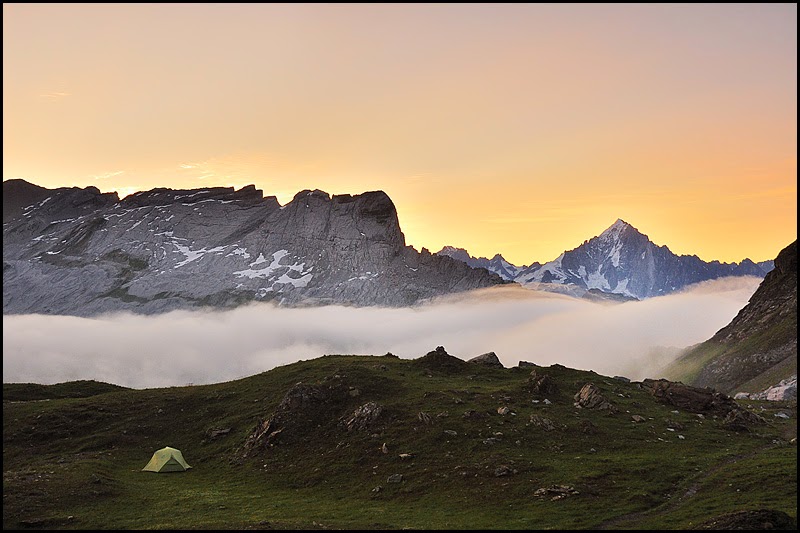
left=3, top=277, right=761, bottom=389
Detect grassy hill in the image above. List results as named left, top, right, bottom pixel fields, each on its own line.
left=3, top=350, right=797, bottom=530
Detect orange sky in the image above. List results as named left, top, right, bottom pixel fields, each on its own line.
left=3, top=3, right=796, bottom=264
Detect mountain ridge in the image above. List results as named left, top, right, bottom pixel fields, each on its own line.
left=438, top=218, right=772, bottom=299
left=2, top=179, right=504, bottom=316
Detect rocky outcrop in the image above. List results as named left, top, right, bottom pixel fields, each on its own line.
left=641, top=379, right=738, bottom=415
left=239, top=382, right=348, bottom=457
left=340, top=402, right=384, bottom=431
left=574, top=383, right=615, bottom=411
left=641, top=378, right=765, bottom=431
left=2, top=180, right=504, bottom=315
left=528, top=371, right=559, bottom=397
left=412, top=346, right=469, bottom=374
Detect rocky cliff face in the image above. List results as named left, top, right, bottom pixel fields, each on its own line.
left=2, top=181, right=504, bottom=316
left=441, top=219, right=772, bottom=300
left=666, top=240, right=797, bottom=395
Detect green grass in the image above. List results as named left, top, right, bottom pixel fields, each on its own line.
left=664, top=314, right=797, bottom=393
left=3, top=354, right=797, bottom=529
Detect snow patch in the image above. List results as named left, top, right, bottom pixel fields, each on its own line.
left=172, top=243, right=226, bottom=268
left=226, top=247, right=251, bottom=259
left=275, top=272, right=313, bottom=288
left=233, top=250, right=291, bottom=279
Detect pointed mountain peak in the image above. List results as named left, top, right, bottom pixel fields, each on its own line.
left=608, top=218, right=631, bottom=231
left=598, top=219, right=639, bottom=240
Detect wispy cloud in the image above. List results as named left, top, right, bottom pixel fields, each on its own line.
left=90, top=170, right=125, bottom=181
left=39, top=91, right=70, bottom=99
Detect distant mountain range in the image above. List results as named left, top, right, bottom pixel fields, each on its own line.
left=2, top=179, right=503, bottom=316
left=438, top=219, right=774, bottom=300
left=2, top=179, right=779, bottom=316
left=665, top=240, right=797, bottom=397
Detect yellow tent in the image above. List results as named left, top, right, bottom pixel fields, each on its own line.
left=142, top=446, right=192, bottom=473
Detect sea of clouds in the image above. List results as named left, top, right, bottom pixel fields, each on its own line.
left=3, top=276, right=761, bottom=389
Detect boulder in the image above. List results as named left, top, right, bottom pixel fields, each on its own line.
left=467, top=352, right=504, bottom=368
left=574, top=383, right=615, bottom=411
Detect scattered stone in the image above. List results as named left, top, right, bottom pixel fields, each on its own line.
left=577, top=419, right=598, bottom=435
left=494, top=465, right=518, bottom=477
left=463, top=409, right=486, bottom=419
left=533, top=485, right=580, bottom=501
left=665, top=419, right=685, bottom=430
left=371, top=486, right=382, bottom=493
left=467, top=351, right=505, bottom=368
left=734, top=392, right=750, bottom=400
left=631, top=415, right=646, bottom=423
left=206, top=427, right=232, bottom=439
left=774, top=411, right=791, bottom=419
left=543, top=399, right=552, bottom=405
left=483, top=437, right=500, bottom=445
left=436, top=411, right=450, bottom=418
left=381, top=443, right=388, bottom=454
left=348, top=388, right=361, bottom=397
left=574, top=383, right=616, bottom=411
left=497, top=406, right=511, bottom=416
left=418, top=412, right=432, bottom=425
left=444, top=430, right=458, bottom=437
left=399, top=453, right=414, bottom=460
left=529, top=415, right=557, bottom=431
left=387, top=474, right=403, bottom=483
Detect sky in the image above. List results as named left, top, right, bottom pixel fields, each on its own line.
left=3, top=3, right=796, bottom=265
left=3, top=276, right=761, bottom=389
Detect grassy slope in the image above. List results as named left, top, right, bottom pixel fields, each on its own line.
left=3, top=354, right=797, bottom=530
left=665, top=314, right=797, bottom=393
